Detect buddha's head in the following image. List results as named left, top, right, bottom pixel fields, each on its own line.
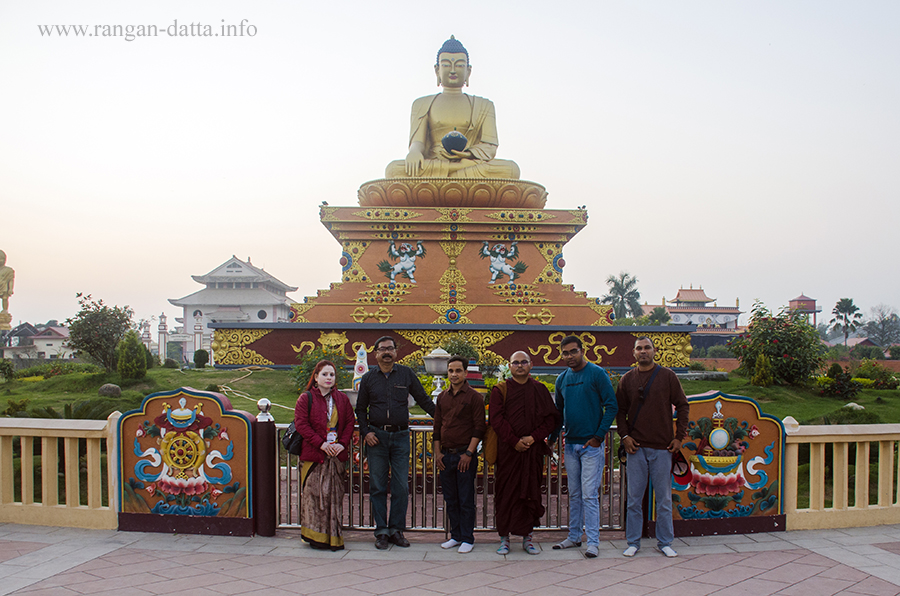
left=0, top=250, right=6, bottom=267
left=435, top=35, right=471, bottom=88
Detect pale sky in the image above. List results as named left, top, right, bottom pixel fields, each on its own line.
left=2, top=1, right=898, bottom=330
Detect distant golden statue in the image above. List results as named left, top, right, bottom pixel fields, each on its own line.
left=385, top=36, right=520, bottom=179
left=0, top=249, right=14, bottom=330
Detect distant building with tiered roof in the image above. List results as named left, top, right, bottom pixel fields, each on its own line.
left=168, top=256, right=298, bottom=361
left=641, top=285, right=743, bottom=351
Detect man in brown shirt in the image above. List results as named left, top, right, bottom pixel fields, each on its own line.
left=616, top=336, right=690, bottom=558
left=433, top=355, right=487, bottom=553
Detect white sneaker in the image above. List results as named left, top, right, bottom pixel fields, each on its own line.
left=623, top=546, right=638, bottom=557
left=660, top=546, right=678, bottom=558
left=458, top=542, right=474, bottom=554
left=441, top=539, right=460, bottom=549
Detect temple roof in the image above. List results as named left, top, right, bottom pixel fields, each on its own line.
left=169, top=287, right=294, bottom=307
left=191, top=256, right=297, bottom=293
left=32, top=326, right=69, bottom=339
left=670, top=288, right=715, bottom=304
left=791, top=294, right=816, bottom=302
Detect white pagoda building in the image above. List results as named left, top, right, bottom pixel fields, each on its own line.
left=168, top=256, right=297, bottom=362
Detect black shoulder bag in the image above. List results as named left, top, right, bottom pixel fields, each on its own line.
left=282, top=392, right=311, bottom=455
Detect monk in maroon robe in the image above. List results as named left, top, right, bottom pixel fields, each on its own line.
left=489, top=351, right=561, bottom=554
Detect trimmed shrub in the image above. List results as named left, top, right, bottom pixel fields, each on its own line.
left=163, top=358, right=178, bottom=369
left=193, top=349, right=209, bottom=369
left=751, top=354, right=774, bottom=387
left=117, top=330, right=147, bottom=380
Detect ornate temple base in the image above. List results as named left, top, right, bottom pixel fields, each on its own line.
left=210, top=323, right=693, bottom=372
left=210, top=180, right=694, bottom=370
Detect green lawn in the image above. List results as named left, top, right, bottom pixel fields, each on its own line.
left=2, top=368, right=898, bottom=425
left=679, top=376, right=900, bottom=424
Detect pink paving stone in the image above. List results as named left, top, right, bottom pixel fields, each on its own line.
left=238, top=588, right=300, bottom=596
left=552, top=558, right=625, bottom=575
left=873, top=542, right=900, bottom=556
left=76, top=560, right=166, bottom=579
left=819, top=565, right=875, bottom=582
left=558, top=568, right=641, bottom=591
left=793, top=552, right=847, bottom=567
left=737, top=549, right=809, bottom=569
left=707, top=577, right=791, bottom=596
left=626, top=564, right=707, bottom=589
left=421, top=571, right=517, bottom=595
left=646, top=580, right=723, bottom=596
left=486, top=570, right=575, bottom=593
left=584, top=583, right=657, bottom=596
left=285, top=572, right=378, bottom=593
left=437, top=588, right=518, bottom=596
left=416, top=560, right=507, bottom=579
left=676, top=552, right=747, bottom=571
left=11, top=588, right=81, bottom=596
left=353, top=559, right=446, bottom=580
left=352, top=572, right=449, bottom=594
left=0, top=541, right=47, bottom=562
left=481, top=560, right=566, bottom=578
left=17, top=571, right=100, bottom=589
left=689, top=564, right=765, bottom=587
left=199, top=578, right=271, bottom=595
left=777, top=576, right=859, bottom=596
left=842, top=576, right=900, bottom=596
left=756, top=561, right=827, bottom=583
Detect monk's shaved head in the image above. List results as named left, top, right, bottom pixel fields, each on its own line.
left=510, top=351, right=530, bottom=363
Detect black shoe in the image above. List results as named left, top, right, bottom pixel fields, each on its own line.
left=389, top=532, right=410, bottom=547
left=375, top=535, right=390, bottom=550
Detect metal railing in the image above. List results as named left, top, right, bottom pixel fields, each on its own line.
left=784, top=424, right=900, bottom=530
left=0, top=413, right=120, bottom=530
left=276, top=422, right=625, bottom=532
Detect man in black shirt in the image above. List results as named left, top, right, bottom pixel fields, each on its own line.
left=356, top=335, right=436, bottom=549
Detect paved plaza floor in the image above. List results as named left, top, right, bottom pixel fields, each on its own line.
left=2, top=523, right=900, bottom=595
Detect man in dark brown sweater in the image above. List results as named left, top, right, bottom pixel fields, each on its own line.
left=433, top=355, right=487, bottom=553
left=616, top=336, right=690, bottom=558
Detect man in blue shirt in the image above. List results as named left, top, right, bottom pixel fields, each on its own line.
left=552, top=334, right=618, bottom=558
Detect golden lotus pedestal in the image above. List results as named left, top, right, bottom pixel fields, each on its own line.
left=210, top=179, right=694, bottom=370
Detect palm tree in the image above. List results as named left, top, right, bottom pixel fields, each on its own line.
left=647, top=306, right=671, bottom=326
left=601, top=272, right=642, bottom=321
left=830, top=298, right=863, bottom=346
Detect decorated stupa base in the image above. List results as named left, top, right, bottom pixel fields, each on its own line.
left=209, top=197, right=694, bottom=370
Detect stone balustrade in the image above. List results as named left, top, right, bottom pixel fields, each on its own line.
left=0, top=413, right=120, bottom=529
left=785, top=424, right=900, bottom=530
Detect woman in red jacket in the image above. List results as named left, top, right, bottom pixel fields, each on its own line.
left=295, top=360, right=355, bottom=550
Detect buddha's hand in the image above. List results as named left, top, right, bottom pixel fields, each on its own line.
left=449, top=149, right=472, bottom=159
left=405, top=148, right=425, bottom=176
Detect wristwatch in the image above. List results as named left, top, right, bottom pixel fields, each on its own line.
left=464, top=450, right=474, bottom=457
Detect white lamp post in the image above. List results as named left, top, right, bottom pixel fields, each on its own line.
left=423, top=347, right=451, bottom=400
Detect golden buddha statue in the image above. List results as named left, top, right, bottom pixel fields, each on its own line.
left=385, top=36, right=520, bottom=179
left=0, top=249, right=14, bottom=330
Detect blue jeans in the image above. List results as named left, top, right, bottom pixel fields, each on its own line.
left=439, top=452, right=477, bottom=544
left=626, top=447, right=673, bottom=550
left=366, top=428, right=410, bottom=536
left=563, top=441, right=604, bottom=547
